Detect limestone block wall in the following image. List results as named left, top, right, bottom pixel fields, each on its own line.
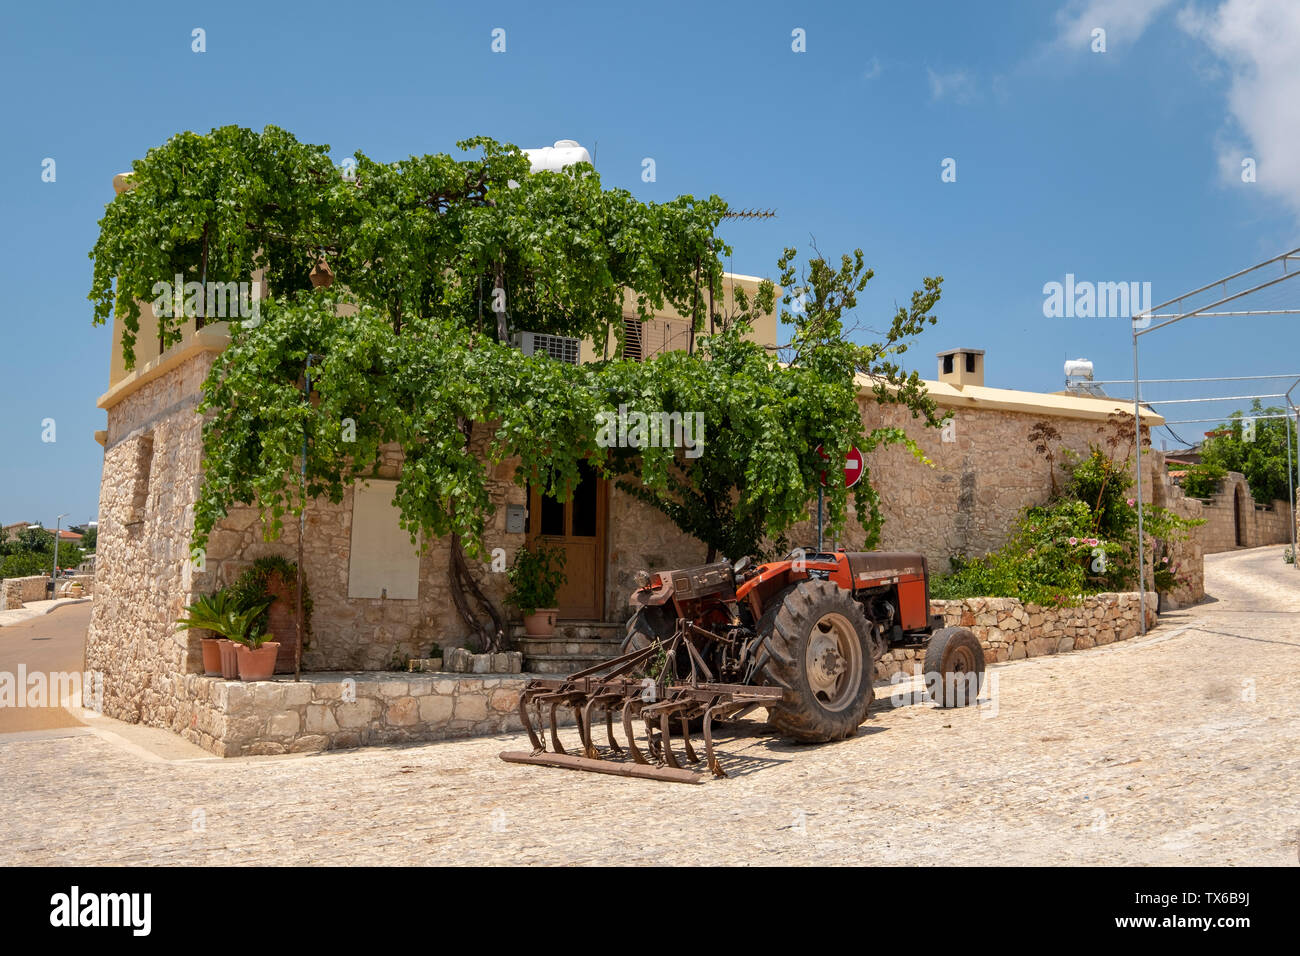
left=777, top=404, right=1204, bottom=601
left=0, top=575, right=54, bottom=610
left=85, top=344, right=534, bottom=727
left=604, top=404, right=1208, bottom=621
left=875, top=591, right=1158, bottom=681
left=172, top=672, right=540, bottom=757
left=1194, top=472, right=1293, bottom=554
left=199, top=442, right=527, bottom=672
left=604, top=483, right=708, bottom=623
left=85, top=352, right=214, bottom=727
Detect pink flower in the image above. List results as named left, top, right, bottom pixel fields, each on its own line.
left=1068, top=537, right=1079, bottom=546
left=1162, top=556, right=1169, bottom=563
left=1086, top=538, right=1099, bottom=547
left=1127, top=498, right=1135, bottom=506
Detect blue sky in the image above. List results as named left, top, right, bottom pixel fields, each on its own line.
left=2, top=0, right=1298, bottom=527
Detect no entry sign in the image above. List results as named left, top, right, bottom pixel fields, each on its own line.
left=817, top=444, right=864, bottom=489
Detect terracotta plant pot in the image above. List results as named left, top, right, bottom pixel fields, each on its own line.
left=522, top=608, right=558, bottom=637
left=201, top=637, right=226, bottom=676
left=218, top=640, right=240, bottom=679
left=263, top=573, right=301, bottom=674
left=235, top=642, right=281, bottom=682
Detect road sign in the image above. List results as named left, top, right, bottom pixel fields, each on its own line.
left=816, top=444, right=864, bottom=489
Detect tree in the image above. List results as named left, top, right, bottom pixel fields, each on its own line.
left=90, top=125, right=944, bottom=648
left=608, top=247, right=943, bottom=561
left=1199, top=400, right=1295, bottom=504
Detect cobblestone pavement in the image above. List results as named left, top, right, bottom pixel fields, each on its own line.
left=2, top=546, right=1296, bottom=865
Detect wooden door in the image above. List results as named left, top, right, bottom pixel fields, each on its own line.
left=528, top=461, right=607, bottom=620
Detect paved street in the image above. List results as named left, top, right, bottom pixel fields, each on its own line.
left=1, top=547, right=1296, bottom=865
left=0, top=603, right=90, bottom=733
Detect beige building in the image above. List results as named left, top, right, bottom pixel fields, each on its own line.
left=85, top=179, right=1198, bottom=742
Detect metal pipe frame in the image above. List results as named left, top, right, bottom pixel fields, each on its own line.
left=1130, top=248, right=1300, bottom=632
left=1161, top=413, right=1294, bottom=425
left=1142, top=393, right=1287, bottom=405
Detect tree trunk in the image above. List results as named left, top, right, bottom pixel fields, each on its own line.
left=444, top=416, right=506, bottom=652
left=448, top=531, right=504, bottom=652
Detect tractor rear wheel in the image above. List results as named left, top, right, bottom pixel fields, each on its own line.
left=621, top=605, right=674, bottom=659
left=923, top=627, right=986, bottom=707
left=754, top=580, right=875, bottom=742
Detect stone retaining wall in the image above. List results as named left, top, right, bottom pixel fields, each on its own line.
left=1196, top=473, right=1292, bottom=554
left=874, top=591, right=1158, bottom=681
left=165, top=671, right=546, bottom=757
left=1, top=575, right=55, bottom=610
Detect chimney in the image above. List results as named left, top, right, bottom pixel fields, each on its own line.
left=936, top=348, right=985, bottom=387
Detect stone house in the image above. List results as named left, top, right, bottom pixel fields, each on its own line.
left=84, top=186, right=1198, bottom=746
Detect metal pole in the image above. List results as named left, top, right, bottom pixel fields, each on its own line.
left=294, top=359, right=313, bottom=683
left=817, top=483, right=824, bottom=552
left=50, top=515, right=61, bottom=598
left=1287, top=410, right=1296, bottom=569
left=1132, top=329, right=1147, bottom=635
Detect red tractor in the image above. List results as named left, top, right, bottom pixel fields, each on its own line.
left=501, top=549, right=985, bottom=783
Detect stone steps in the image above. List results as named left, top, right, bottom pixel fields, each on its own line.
left=513, top=621, right=625, bottom=675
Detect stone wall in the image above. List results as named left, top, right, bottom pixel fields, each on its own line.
left=875, top=591, right=1158, bottom=681
left=86, top=351, right=213, bottom=727
left=605, top=483, right=708, bottom=622
left=199, top=440, right=527, bottom=672
left=0, top=575, right=53, bottom=610
left=170, top=671, right=537, bottom=757
left=779, top=404, right=1205, bottom=605
left=1194, top=471, right=1293, bottom=554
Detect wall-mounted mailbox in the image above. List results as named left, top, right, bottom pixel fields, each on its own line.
left=506, top=504, right=528, bottom=534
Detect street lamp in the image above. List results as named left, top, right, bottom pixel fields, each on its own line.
left=48, top=513, right=69, bottom=597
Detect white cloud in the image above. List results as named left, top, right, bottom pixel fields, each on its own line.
left=927, top=68, right=978, bottom=103
left=863, top=57, right=882, bottom=81
left=1051, top=0, right=1178, bottom=51
left=1180, top=0, right=1300, bottom=218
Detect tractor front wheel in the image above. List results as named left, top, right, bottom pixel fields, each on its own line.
left=754, top=580, right=875, bottom=742
left=923, top=627, right=986, bottom=707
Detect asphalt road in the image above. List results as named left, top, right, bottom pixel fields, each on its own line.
left=0, top=603, right=90, bottom=733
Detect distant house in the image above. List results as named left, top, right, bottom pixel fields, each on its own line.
left=1, top=522, right=32, bottom=541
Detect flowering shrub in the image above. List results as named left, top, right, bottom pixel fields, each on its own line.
left=932, top=440, right=1202, bottom=604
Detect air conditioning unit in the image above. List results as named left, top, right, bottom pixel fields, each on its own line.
left=513, top=331, right=580, bottom=365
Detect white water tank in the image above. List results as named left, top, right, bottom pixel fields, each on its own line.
left=524, top=139, right=591, bottom=173
left=1064, top=358, right=1094, bottom=380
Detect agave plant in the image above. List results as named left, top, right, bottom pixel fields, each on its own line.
left=177, top=591, right=274, bottom=646
left=223, top=600, right=276, bottom=648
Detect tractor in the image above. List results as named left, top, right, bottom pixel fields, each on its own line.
left=499, top=549, right=985, bottom=783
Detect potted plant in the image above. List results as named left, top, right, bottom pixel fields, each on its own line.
left=177, top=590, right=248, bottom=677
left=225, top=601, right=280, bottom=681
left=176, top=591, right=275, bottom=679
left=229, top=556, right=311, bottom=674
left=505, top=542, right=567, bottom=637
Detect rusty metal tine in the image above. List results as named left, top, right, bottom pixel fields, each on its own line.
left=534, top=695, right=547, bottom=749
left=659, top=710, right=681, bottom=769
left=519, top=690, right=546, bottom=754
left=580, top=695, right=606, bottom=760
left=622, top=698, right=649, bottom=765
left=605, top=701, right=624, bottom=754
left=548, top=699, right=567, bottom=755
left=680, top=714, right=699, bottom=763
left=703, top=703, right=726, bottom=778
left=644, top=711, right=662, bottom=758
left=573, top=702, right=590, bottom=754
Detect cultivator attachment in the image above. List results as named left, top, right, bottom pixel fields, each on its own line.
left=499, top=624, right=783, bottom=784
